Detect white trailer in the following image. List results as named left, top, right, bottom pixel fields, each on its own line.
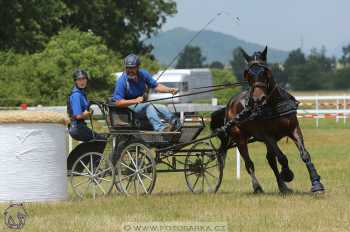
left=149, top=68, right=213, bottom=103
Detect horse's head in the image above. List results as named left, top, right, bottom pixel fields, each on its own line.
left=240, top=46, right=275, bottom=106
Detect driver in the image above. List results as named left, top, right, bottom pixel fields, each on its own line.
left=112, top=54, right=181, bottom=132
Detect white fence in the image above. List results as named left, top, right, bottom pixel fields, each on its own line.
left=295, top=95, right=350, bottom=127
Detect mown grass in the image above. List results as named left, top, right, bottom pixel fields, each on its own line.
left=1, top=119, right=349, bottom=232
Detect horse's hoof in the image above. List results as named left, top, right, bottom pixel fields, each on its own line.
left=280, top=169, right=294, bottom=182
left=311, top=181, right=325, bottom=193
left=280, top=187, right=293, bottom=194
left=253, top=186, right=264, bottom=194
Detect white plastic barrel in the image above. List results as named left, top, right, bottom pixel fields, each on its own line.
left=0, top=111, right=68, bottom=202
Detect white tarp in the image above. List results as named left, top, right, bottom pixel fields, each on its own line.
left=0, top=123, right=67, bottom=202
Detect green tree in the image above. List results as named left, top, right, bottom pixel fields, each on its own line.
left=209, top=61, right=224, bottom=69
left=283, top=48, right=306, bottom=90
left=0, top=0, right=68, bottom=53
left=270, top=63, right=288, bottom=88
left=61, top=0, right=177, bottom=55
left=283, top=47, right=337, bottom=90
left=230, top=47, right=246, bottom=84
left=0, top=52, right=29, bottom=105
left=285, top=47, right=338, bottom=90
left=340, top=44, right=350, bottom=67
left=28, top=28, right=121, bottom=104
left=308, top=47, right=335, bottom=73
left=211, top=68, right=240, bottom=105
left=0, top=0, right=177, bottom=55
left=284, top=48, right=306, bottom=68
left=287, top=62, right=325, bottom=90
left=0, top=28, right=161, bottom=106
left=175, top=45, right=206, bottom=68
left=333, top=68, right=350, bottom=90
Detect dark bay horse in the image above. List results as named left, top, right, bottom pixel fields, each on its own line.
left=211, top=47, right=325, bottom=194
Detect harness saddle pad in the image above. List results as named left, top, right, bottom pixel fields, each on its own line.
left=240, top=87, right=299, bottom=120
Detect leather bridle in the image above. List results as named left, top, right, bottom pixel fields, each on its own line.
left=246, top=63, right=277, bottom=104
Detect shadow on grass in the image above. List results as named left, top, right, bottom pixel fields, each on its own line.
left=238, top=190, right=327, bottom=198
left=149, top=189, right=327, bottom=198
left=67, top=189, right=328, bottom=201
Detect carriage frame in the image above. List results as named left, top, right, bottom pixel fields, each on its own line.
left=68, top=100, right=224, bottom=199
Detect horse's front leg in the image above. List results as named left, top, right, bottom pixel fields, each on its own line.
left=237, top=137, right=264, bottom=193
left=289, top=124, right=325, bottom=193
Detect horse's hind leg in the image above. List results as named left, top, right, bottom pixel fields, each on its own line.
left=238, top=139, right=264, bottom=193
left=289, top=124, right=325, bottom=193
left=265, top=138, right=294, bottom=182
left=265, top=145, right=293, bottom=193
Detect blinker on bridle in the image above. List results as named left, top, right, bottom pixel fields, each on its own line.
left=246, top=63, right=269, bottom=88
left=246, top=62, right=277, bottom=103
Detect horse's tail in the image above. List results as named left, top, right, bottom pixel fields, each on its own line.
left=210, top=107, right=226, bottom=131
left=210, top=107, right=230, bottom=166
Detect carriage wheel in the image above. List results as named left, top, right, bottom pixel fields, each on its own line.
left=115, top=142, right=157, bottom=196
left=110, top=140, right=127, bottom=193
left=70, top=152, right=115, bottom=199
left=184, top=141, right=223, bottom=193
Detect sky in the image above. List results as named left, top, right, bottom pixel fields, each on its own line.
left=162, top=0, right=350, bottom=56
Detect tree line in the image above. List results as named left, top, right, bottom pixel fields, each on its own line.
left=176, top=44, right=350, bottom=91
left=1, top=1, right=349, bottom=107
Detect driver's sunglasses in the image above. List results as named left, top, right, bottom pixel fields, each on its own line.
left=126, top=67, right=137, bottom=71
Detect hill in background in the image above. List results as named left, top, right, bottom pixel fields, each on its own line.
left=147, top=27, right=289, bottom=65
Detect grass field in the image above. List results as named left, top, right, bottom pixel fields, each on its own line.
left=1, top=118, right=350, bottom=232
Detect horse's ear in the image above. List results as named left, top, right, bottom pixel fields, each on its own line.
left=239, top=47, right=251, bottom=63
left=261, top=46, right=268, bottom=62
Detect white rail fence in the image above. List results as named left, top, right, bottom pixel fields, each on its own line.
left=295, top=95, right=350, bottom=127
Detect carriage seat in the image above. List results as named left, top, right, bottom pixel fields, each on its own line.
left=107, top=101, right=153, bottom=130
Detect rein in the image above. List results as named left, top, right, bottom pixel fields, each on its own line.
left=250, top=79, right=277, bottom=104
left=140, top=81, right=244, bottom=104
left=265, top=83, right=278, bottom=103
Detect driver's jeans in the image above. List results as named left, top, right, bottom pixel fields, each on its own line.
left=129, top=103, right=175, bottom=131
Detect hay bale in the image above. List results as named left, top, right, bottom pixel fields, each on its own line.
left=0, top=111, right=69, bottom=125
left=0, top=110, right=68, bottom=202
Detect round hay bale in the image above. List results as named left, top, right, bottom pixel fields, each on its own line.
left=0, top=111, right=69, bottom=202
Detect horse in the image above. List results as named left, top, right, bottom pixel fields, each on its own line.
left=210, top=47, right=325, bottom=194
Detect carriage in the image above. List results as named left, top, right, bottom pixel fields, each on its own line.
left=67, top=100, right=224, bottom=199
